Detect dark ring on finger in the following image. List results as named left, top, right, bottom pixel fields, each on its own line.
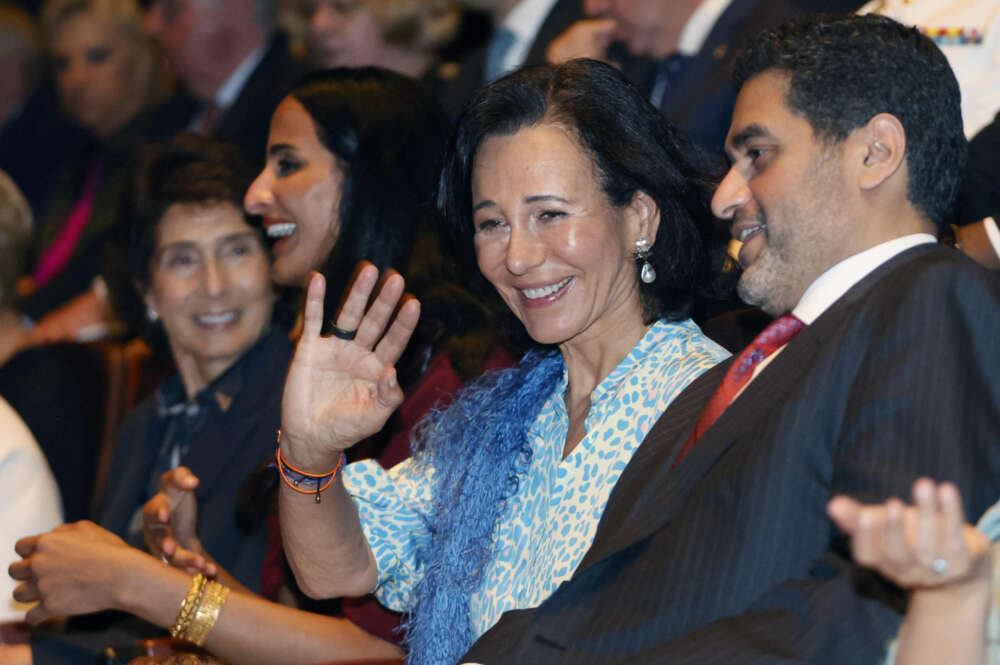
left=329, top=324, right=358, bottom=341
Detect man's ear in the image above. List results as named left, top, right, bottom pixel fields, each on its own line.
left=626, top=190, right=661, bottom=247
left=857, top=113, right=907, bottom=191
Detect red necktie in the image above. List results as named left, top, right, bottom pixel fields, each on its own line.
left=672, top=313, right=805, bottom=468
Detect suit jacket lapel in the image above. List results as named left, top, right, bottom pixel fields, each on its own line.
left=576, top=244, right=943, bottom=574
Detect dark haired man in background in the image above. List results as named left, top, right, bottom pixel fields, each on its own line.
left=546, top=0, right=865, bottom=153
left=461, top=13, right=1000, bottom=665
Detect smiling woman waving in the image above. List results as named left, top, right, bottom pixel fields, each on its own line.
left=276, top=59, right=730, bottom=665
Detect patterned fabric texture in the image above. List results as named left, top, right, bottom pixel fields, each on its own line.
left=342, top=318, right=728, bottom=641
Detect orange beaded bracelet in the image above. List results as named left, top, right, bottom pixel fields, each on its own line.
left=275, top=435, right=346, bottom=503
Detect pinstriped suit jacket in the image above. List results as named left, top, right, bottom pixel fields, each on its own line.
left=463, top=244, right=1000, bottom=664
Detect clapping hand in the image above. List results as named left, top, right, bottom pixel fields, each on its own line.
left=279, top=264, right=420, bottom=471
left=142, top=466, right=216, bottom=576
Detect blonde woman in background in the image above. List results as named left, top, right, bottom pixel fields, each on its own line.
left=22, top=0, right=173, bottom=341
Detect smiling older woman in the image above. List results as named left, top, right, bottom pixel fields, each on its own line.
left=3, top=135, right=302, bottom=665
left=276, top=59, right=730, bottom=665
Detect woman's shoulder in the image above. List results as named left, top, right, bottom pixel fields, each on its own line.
left=648, top=318, right=731, bottom=365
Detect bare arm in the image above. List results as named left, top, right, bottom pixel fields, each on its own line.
left=10, top=522, right=402, bottom=665
left=278, top=267, right=420, bottom=598
left=828, top=479, right=994, bottom=665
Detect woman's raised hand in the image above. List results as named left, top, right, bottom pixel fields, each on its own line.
left=279, top=264, right=420, bottom=471
left=828, top=478, right=993, bottom=591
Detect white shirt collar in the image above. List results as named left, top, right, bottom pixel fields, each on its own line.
left=500, top=0, right=561, bottom=71
left=792, top=233, right=937, bottom=325
left=214, top=44, right=267, bottom=109
left=677, top=0, right=735, bottom=56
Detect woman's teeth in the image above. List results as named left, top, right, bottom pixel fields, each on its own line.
left=266, top=222, right=297, bottom=238
left=196, top=311, right=237, bottom=325
left=521, top=277, right=572, bottom=299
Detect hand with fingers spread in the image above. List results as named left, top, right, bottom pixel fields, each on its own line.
left=828, top=479, right=995, bottom=665
left=279, top=265, right=420, bottom=471
left=9, top=521, right=143, bottom=624
left=142, top=467, right=217, bottom=577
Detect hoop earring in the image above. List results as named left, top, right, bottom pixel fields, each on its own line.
left=635, top=237, right=656, bottom=284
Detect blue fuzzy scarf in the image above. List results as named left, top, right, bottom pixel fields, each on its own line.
left=400, top=349, right=564, bottom=665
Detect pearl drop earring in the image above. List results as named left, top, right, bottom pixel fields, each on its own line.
left=636, top=237, right=656, bottom=284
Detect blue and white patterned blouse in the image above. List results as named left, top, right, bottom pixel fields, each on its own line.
left=342, top=318, right=728, bottom=639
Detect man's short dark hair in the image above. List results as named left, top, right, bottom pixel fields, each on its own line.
left=733, top=13, right=967, bottom=229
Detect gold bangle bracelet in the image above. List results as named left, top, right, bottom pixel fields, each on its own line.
left=170, top=574, right=207, bottom=639
left=182, top=580, right=230, bottom=647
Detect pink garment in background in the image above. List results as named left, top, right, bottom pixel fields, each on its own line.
left=32, top=157, right=103, bottom=288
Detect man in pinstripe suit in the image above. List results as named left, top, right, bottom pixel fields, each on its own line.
left=462, top=14, right=1000, bottom=665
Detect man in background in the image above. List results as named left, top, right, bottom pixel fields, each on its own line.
left=144, top=0, right=307, bottom=164
left=547, top=0, right=864, bottom=153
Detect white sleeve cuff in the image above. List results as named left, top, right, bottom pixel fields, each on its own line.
left=982, top=217, right=1000, bottom=261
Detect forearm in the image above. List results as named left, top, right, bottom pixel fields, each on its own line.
left=893, top=584, right=992, bottom=665
left=119, top=550, right=401, bottom=665
left=278, top=474, right=379, bottom=599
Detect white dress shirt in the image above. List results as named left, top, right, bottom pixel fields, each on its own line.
left=676, top=0, right=736, bottom=56
left=189, top=43, right=266, bottom=130
left=496, top=0, right=561, bottom=76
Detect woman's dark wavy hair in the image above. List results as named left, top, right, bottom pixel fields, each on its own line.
left=289, top=67, right=451, bottom=323
left=437, top=58, right=719, bottom=328
left=111, top=133, right=262, bottom=339
left=732, top=13, right=966, bottom=229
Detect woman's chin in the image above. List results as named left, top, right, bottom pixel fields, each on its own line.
left=270, top=259, right=311, bottom=289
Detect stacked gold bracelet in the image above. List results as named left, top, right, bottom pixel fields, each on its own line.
left=170, top=574, right=207, bottom=639
left=170, top=573, right=231, bottom=647
left=185, top=581, right=230, bottom=647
